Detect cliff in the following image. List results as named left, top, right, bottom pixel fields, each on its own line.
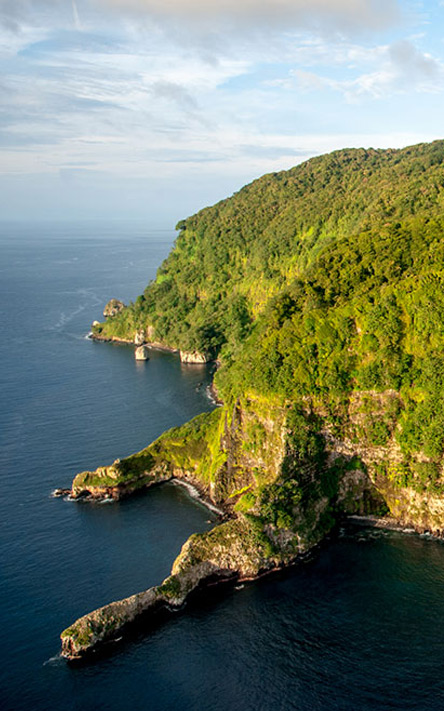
left=61, top=395, right=381, bottom=660
left=61, top=140, right=444, bottom=659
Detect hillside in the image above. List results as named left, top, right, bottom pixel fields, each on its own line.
left=94, top=140, right=444, bottom=361
left=62, top=140, right=444, bottom=659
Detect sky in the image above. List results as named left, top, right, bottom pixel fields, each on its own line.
left=1, top=0, right=444, bottom=226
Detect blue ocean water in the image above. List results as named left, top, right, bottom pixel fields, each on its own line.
left=2, top=222, right=444, bottom=711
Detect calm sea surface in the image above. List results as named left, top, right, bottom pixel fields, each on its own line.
left=1, top=222, right=444, bottom=711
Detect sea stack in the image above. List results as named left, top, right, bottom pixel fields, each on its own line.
left=135, top=345, right=150, bottom=361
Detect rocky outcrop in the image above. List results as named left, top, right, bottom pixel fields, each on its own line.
left=60, top=395, right=378, bottom=660
left=320, top=389, right=444, bottom=535
left=134, top=326, right=155, bottom=345
left=180, top=350, right=209, bottom=364
left=64, top=388, right=444, bottom=662
left=60, top=512, right=319, bottom=661
left=71, top=458, right=174, bottom=501
left=135, top=345, right=150, bottom=361
left=103, top=299, right=125, bottom=318
left=68, top=397, right=288, bottom=506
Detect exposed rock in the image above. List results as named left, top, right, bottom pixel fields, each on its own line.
left=60, top=396, right=342, bottom=660
left=65, top=391, right=443, bottom=662
left=92, top=320, right=100, bottom=328
left=180, top=350, right=209, bottom=364
left=135, top=345, right=150, bottom=361
left=103, top=299, right=125, bottom=318
left=60, top=516, right=305, bottom=661
left=134, top=326, right=155, bottom=345
left=52, top=488, right=71, bottom=497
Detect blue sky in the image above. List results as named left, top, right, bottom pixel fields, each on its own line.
left=1, top=0, right=444, bottom=226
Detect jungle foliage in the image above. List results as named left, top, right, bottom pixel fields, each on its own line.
left=100, top=141, right=444, bottom=481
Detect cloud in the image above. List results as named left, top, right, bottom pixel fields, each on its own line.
left=71, top=0, right=82, bottom=30
left=99, top=0, right=400, bottom=33
left=292, top=40, right=444, bottom=100
left=0, top=1, right=60, bottom=31
left=150, top=81, right=199, bottom=112
left=389, top=39, right=441, bottom=80
left=2, top=0, right=401, bottom=37
left=238, top=144, right=312, bottom=159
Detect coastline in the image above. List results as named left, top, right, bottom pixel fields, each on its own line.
left=60, top=541, right=312, bottom=663
left=60, top=501, right=444, bottom=662
left=171, top=479, right=225, bottom=516
left=89, top=332, right=179, bottom=354
left=346, top=514, right=441, bottom=538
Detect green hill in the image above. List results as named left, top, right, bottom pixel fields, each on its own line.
left=95, top=140, right=444, bottom=363
left=62, top=140, right=444, bottom=659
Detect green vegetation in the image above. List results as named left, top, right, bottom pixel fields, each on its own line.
left=64, top=141, right=444, bottom=657
left=93, top=140, right=444, bottom=517
left=158, top=575, right=182, bottom=600
left=259, top=480, right=303, bottom=529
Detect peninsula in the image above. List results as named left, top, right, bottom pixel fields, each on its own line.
left=61, top=140, right=444, bottom=660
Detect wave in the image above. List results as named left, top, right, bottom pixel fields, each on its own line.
left=171, top=479, right=223, bottom=516
left=43, top=653, right=63, bottom=667
left=46, top=303, right=88, bottom=332
left=205, top=386, right=222, bottom=407
left=46, top=288, right=103, bottom=332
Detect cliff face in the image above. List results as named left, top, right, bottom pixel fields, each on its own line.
left=61, top=378, right=444, bottom=660
left=71, top=395, right=287, bottom=504
left=62, top=393, right=382, bottom=660
left=61, top=141, right=444, bottom=660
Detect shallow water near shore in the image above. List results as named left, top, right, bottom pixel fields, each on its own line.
left=2, top=222, right=444, bottom=711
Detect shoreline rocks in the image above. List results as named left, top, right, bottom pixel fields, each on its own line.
left=180, top=350, right=209, bottom=364
left=135, top=345, right=150, bottom=361
left=60, top=515, right=298, bottom=662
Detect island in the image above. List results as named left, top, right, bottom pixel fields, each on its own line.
left=61, top=140, right=444, bottom=660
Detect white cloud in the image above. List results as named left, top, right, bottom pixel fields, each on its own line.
left=0, top=0, right=61, bottom=31
left=0, top=0, right=442, bottom=223
left=1, top=0, right=401, bottom=38
left=292, top=40, right=444, bottom=100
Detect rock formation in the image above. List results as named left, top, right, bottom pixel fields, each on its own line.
left=180, top=351, right=208, bottom=364
left=59, top=141, right=444, bottom=661
left=135, top=345, right=150, bottom=361
left=103, top=299, right=125, bottom=318
left=60, top=395, right=380, bottom=660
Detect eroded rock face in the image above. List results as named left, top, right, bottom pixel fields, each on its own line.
left=134, top=326, right=155, bottom=345
left=60, top=516, right=295, bottom=661
left=103, top=299, right=125, bottom=318
left=180, top=350, right=208, bottom=364
left=62, top=392, right=417, bottom=662
left=135, top=345, right=150, bottom=361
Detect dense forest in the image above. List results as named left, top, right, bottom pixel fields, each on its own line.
left=95, top=140, right=444, bottom=491
left=63, top=140, right=444, bottom=657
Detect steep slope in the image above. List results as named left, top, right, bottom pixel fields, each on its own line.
left=94, top=140, right=444, bottom=358
left=61, top=140, right=444, bottom=659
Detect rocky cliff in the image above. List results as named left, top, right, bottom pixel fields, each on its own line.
left=61, top=383, right=444, bottom=660
left=61, top=394, right=382, bottom=660
left=61, top=141, right=444, bottom=660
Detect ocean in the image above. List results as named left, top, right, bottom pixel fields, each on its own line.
left=1, top=222, right=444, bottom=711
